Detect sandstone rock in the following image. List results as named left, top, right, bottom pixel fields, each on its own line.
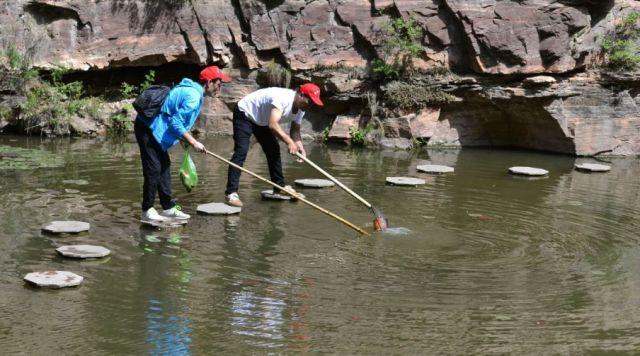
left=328, top=115, right=359, bottom=142
left=410, top=108, right=441, bottom=139
left=379, top=138, right=413, bottom=150
left=523, top=76, right=557, bottom=87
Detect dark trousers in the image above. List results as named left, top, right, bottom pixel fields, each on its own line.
left=134, top=119, right=175, bottom=211
left=225, top=106, right=285, bottom=195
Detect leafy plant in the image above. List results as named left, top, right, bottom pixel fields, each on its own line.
left=372, top=17, right=424, bottom=81
left=264, top=61, right=291, bottom=88
left=120, top=69, right=156, bottom=98
left=321, top=126, right=330, bottom=143
left=350, top=126, right=373, bottom=146
left=383, top=81, right=456, bottom=111
left=602, top=11, right=640, bottom=70
left=108, top=112, right=132, bottom=136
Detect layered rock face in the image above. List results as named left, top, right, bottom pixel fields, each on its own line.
left=1, top=0, right=638, bottom=155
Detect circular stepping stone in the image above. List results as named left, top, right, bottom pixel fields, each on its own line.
left=56, top=245, right=110, bottom=259
left=197, top=202, right=241, bottom=215
left=261, top=190, right=292, bottom=201
left=416, top=164, right=454, bottom=174
left=42, top=221, right=90, bottom=234
left=140, top=219, right=187, bottom=228
left=24, top=271, right=83, bottom=288
left=386, top=177, right=426, bottom=186
left=294, top=179, right=335, bottom=188
left=575, top=163, right=611, bottom=172
left=508, top=166, right=549, bottom=176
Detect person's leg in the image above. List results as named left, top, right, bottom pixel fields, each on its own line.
left=135, top=120, right=162, bottom=211
left=158, top=147, right=175, bottom=210
left=225, top=107, right=254, bottom=196
left=254, top=125, right=285, bottom=188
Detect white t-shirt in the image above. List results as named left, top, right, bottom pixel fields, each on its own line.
left=237, top=87, right=305, bottom=127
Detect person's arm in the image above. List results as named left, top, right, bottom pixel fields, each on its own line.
left=268, top=107, right=298, bottom=155
left=290, top=121, right=305, bottom=158
left=168, top=92, right=205, bottom=152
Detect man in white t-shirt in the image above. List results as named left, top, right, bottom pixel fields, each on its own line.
left=224, top=83, right=324, bottom=207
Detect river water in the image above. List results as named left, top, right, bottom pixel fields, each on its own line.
left=1, top=135, right=639, bottom=354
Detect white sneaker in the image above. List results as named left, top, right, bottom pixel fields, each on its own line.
left=161, top=205, right=191, bottom=220
left=225, top=192, right=243, bottom=207
left=142, top=207, right=168, bottom=222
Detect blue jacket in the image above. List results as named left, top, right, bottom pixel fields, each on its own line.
left=144, top=78, right=204, bottom=151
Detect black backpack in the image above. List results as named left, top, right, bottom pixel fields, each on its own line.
left=132, top=85, right=171, bottom=121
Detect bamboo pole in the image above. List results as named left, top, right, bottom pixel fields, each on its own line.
left=204, top=150, right=369, bottom=236
left=295, top=152, right=372, bottom=208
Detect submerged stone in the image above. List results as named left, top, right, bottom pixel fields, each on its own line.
left=416, top=164, right=454, bottom=174
left=24, top=271, right=83, bottom=288
left=56, top=245, right=110, bottom=259
left=197, top=202, right=241, bottom=215
left=42, top=221, right=90, bottom=234
left=294, top=179, right=335, bottom=188
left=386, top=177, right=426, bottom=186
left=508, top=166, right=549, bottom=176
left=575, top=163, right=611, bottom=172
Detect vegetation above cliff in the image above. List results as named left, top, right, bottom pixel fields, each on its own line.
left=602, top=11, right=640, bottom=70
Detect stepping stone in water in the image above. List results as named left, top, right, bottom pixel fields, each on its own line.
left=416, top=164, right=454, bottom=174
left=508, top=166, right=549, bottom=176
left=24, top=271, right=83, bottom=288
left=197, top=202, right=241, bottom=215
left=386, top=177, right=426, bottom=186
left=294, top=178, right=335, bottom=188
left=56, top=245, right=110, bottom=259
left=140, top=219, right=187, bottom=228
left=261, top=190, right=292, bottom=201
left=42, top=221, right=90, bottom=234
left=575, top=163, right=611, bottom=172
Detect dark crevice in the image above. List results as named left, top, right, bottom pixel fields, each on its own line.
left=24, top=2, right=91, bottom=31
left=187, top=0, right=214, bottom=64
left=437, top=0, right=477, bottom=74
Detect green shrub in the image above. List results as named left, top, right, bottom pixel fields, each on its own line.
left=108, top=112, right=132, bottom=136
left=350, top=126, right=372, bottom=146
left=383, top=81, right=456, bottom=111
left=264, top=61, right=291, bottom=88
left=120, top=69, right=156, bottom=98
left=321, top=126, right=330, bottom=142
left=602, top=11, right=640, bottom=69
left=372, top=17, right=424, bottom=81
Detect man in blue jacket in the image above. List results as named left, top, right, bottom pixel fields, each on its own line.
left=135, top=66, right=231, bottom=222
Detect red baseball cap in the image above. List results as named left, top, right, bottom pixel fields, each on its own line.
left=299, top=83, right=324, bottom=106
left=199, top=66, right=232, bottom=83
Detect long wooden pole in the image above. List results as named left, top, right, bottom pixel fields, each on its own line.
left=295, top=152, right=372, bottom=209
left=204, top=150, right=369, bottom=236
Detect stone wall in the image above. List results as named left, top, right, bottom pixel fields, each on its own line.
left=1, top=0, right=639, bottom=156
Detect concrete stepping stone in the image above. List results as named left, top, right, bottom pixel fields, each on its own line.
left=508, top=166, right=549, bottom=176
left=42, top=221, right=90, bottom=234
left=24, top=271, right=83, bottom=288
left=197, top=202, right=241, bottom=215
left=294, top=178, right=335, bottom=188
left=56, top=245, right=110, bottom=259
left=575, top=163, right=611, bottom=172
left=140, top=219, right=187, bottom=228
left=386, top=177, right=426, bottom=186
left=416, top=164, right=454, bottom=174
left=261, top=190, right=292, bottom=201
